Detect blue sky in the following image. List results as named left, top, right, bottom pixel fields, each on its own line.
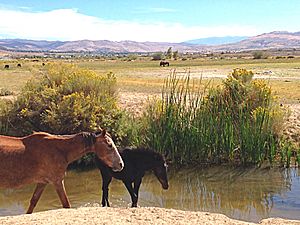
left=0, top=0, right=300, bottom=42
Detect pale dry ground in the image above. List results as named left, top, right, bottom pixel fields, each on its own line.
left=118, top=91, right=158, bottom=116
left=0, top=207, right=300, bottom=225
left=283, top=104, right=300, bottom=144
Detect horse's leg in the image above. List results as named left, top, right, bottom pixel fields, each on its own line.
left=132, top=177, right=142, bottom=207
left=123, top=181, right=137, bottom=207
left=54, top=180, right=71, bottom=208
left=101, top=175, right=112, bottom=207
left=26, top=183, right=47, bottom=214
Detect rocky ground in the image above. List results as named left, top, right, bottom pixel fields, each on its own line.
left=1, top=207, right=300, bottom=225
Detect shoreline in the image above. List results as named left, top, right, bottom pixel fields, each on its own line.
left=1, top=207, right=300, bottom=225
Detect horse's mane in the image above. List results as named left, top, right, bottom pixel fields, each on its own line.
left=77, top=132, right=97, bottom=148
left=31, top=131, right=97, bottom=147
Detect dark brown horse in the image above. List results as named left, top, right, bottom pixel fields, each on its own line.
left=160, top=61, right=169, bottom=67
left=0, top=130, right=124, bottom=213
left=95, top=147, right=169, bottom=207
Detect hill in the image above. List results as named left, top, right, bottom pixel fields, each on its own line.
left=0, top=31, right=299, bottom=53
left=0, top=39, right=206, bottom=53
left=213, top=31, right=300, bottom=51
left=184, top=36, right=248, bottom=45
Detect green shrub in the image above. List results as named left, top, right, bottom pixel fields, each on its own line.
left=138, top=69, right=287, bottom=166
left=253, top=51, right=267, bottom=59
left=1, top=63, right=133, bottom=145
left=0, top=99, right=13, bottom=134
left=152, top=52, right=164, bottom=61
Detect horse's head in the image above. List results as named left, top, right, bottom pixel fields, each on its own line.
left=153, top=153, right=169, bottom=190
left=94, top=129, right=124, bottom=172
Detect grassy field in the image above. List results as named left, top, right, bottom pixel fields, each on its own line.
left=1, top=57, right=300, bottom=103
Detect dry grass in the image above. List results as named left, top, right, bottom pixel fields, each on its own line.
left=1, top=57, right=300, bottom=104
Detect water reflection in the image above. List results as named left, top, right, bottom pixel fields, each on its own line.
left=0, top=166, right=300, bottom=222
left=156, top=166, right=294, bottom=222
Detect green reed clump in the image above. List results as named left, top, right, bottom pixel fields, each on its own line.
left=139, top=69, right=287, bottom=166
left=0, top=99, right=12, bottom=134
left=296, top=147, right=300, bottom=167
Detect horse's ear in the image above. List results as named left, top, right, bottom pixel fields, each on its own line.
left=164, top=151, right=172, bottom=164
left=95, top=128, right=105, bottom=137
left=166, top=158, right=173, bottom=164
left=164, top=150, right=169, bottom=158
left=101, top=129, right=106, bottom=137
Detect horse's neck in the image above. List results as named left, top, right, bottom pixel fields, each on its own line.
left=128, top=152, right=156, bottom=171
left=63, top=135, right=92, bottom=163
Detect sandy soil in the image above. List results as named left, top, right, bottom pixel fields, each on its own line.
left=118, top=91, right=156, bottom=116
left=283, top=103, right=300, bottom=144
left=1, top=207, right=300, bottom=225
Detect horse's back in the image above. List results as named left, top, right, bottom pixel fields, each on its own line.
left=0, top=135, right=25, bottom=154
left=0, top=133, right=58, bottom=188
left=0, top=132, right=53, bottom=154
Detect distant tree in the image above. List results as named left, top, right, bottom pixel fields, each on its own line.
left=253, top=51, right=263, bottom=59
left=127, top=54, right=138, bottom=61
left=166, top=47, right=173, bottom=59
left=152, top=52, right=164, bottom=61
left=173, top=50, right=179, bottom=60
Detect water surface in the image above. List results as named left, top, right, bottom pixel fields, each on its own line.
left=1, top=166, right=300, bottom=222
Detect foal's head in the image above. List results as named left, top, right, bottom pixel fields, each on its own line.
left=94, top=130, right=124, bottom=172
left=152, top=152, right=169, bottom=190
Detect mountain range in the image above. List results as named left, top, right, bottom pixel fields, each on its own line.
left=184, top=36, right=248, bottom=45
left=0, top=31, right=299, bottom=53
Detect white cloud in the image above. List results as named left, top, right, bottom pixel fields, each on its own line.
left=0, top=8, right=259, bottom=42
left=132, top=7, right=178, bottom=14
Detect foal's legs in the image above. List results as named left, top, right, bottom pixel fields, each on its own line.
left=54, top=180, right=71, bottom=208
left=27, top=183, right=47, bottom=214
left=133, top=178, right=142, bottom=207
left=123, top=181, right=138, bottom=207
left=101, top=175, right=112, bottom=207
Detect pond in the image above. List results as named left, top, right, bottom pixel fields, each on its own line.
left=0, top=166, right=300, bottom=222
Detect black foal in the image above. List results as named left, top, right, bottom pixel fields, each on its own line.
left=95, top=147, right=169, bottom=207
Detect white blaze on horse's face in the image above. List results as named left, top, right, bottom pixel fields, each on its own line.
left=95, top=130, right=124, bottom=172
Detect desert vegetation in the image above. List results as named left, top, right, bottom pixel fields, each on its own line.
left=134, top=69, right=293, bottom=166
left=0, top=59, right=299, bottom=168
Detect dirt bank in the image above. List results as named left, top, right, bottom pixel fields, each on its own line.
left=283, top=103, right=300, bottom=144
left=0, top=207, right=300, bottom=225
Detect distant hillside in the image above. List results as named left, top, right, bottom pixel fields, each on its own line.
left=212, top=31, right=300, bottom=51
left=0, top=39, right=206, bottom=53
left=184, top=36, right=248, bottom=45
left=0, top=31, right=300, bottom=53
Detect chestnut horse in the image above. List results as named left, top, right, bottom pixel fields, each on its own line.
left=0, top=129, right=124, bottom=214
